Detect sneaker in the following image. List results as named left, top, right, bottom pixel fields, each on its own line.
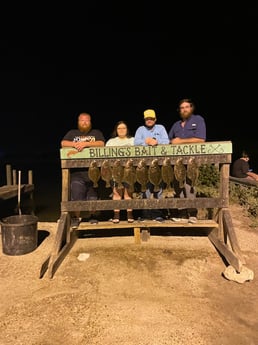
left=171, top=217, right=182, bottom=222
left=171, top=217, right=188, bottom=223
left=154, top=217, right=165, bottom=222
left=89, top=218, right=98, bottom=224
left=127, top=211, right=134, bottom=223
left=71, top=217, right=82, bottom=229
left=188, top=216, right=197, bottom=224
left=137, top=217, right=145, bottom=222
left=112, top=211, right=120, bottom=224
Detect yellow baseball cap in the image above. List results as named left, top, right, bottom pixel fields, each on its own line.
left=144, top=109, right=156, bottom=119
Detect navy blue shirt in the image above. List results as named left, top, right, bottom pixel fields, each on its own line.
left=168, top=114, right=206, bottom=141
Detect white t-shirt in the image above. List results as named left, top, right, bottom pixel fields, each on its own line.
left=105, top=137, right=135, bottom=146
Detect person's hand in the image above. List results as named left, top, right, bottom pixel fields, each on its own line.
left=74, top=142, right=86, bottom=151
left=171, top=137, right=182, bottom=144
left=145, top=137, right=158, bottom=146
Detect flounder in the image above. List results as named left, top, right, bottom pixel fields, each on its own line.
left=161, top=157, right=175, bottom=195
left=112, top=159, right=124, bottom=189
left=187, top=157, right=199, bottom=193
left=123, top=159, right=136, bottom=193
left=148, top=158, right=162, bottom=192
left=136, top=159, right=149, bottom=192
left=101, top=159, right=113, bottom=188
left=88, top=160, right=101, bottom=188
left=174, top=157, right=186, bottom=188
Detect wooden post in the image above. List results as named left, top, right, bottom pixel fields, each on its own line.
left=134, top=227, right=141, bottom=244
left=6, top=164, right=12, bottom=185
left=28, top=170, right=33, bottom=184
left=12, top=169, right=17, bottom=185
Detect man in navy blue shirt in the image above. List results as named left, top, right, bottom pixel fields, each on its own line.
left=168, top=99, right=206, bottom=222
left=168, top=98, right=206, bottom=144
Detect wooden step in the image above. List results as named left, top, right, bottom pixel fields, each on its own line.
left=78, top=219, right=218, bottom=230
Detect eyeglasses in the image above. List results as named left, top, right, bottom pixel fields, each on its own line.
left=117, top=127, right=127, bottom=130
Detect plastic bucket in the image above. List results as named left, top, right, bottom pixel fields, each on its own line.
left=0, top=215, right=38, bottom=256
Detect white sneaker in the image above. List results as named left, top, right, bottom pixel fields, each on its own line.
left=188, top=217, right=197, bottom=224
left=71, top=217, right=82, bottom=229
left=171, top=217, right=181, bottom=222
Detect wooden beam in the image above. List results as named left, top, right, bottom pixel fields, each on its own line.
left=208, top=228, right=243, bottom=272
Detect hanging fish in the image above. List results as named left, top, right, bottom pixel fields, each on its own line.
left=123, top=159, right=136, bottom=193
left=187, top=157, right=199, bottom=193
left=101, top=159, right=113, bottom=188
left=148, top=158, right=162, bottom=192
left=88, top=160, right=101, bottom=188
left=112, top=159, right=124, bottom=189
left=174, top=157, right=186, bottom=189
left=136, top=159, right=149, bottom=192
left=161, top=157, right=175, bottom=195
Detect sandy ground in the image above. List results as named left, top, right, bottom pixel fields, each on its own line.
left=0, top=203, right=258, bottom=345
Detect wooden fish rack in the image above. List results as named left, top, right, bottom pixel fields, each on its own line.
left=40, top=141, right=247, bottom=279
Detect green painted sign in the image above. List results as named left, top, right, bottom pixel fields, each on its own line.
left=60, top=141, right=232, bottom=159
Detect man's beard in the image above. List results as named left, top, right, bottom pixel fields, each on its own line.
left=181, top=110, right=192, bottom=120
left=78, top=124, right=92, bottom=133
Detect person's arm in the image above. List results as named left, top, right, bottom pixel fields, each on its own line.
left=61, top=139, right=104, bottom=147
left=61, top=139, right=104, bottom=151
left=246, top=171, right=258, bottom=181
left=171, top=137, right=205, bottom=144
left=134, top=127, right=146, bottom=146
left=61, top=140, right=76, bottom=148
left=157, top=126, right=170, bottom=145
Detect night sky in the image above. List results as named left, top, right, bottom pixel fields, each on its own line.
left=1, top=4, right=258, bottom=169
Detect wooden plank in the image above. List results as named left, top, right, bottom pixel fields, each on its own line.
left=62, top=169, right=69, bottom=202
left=60, top=141, right=233, bottom=160
left=48, top=231, right=78, bottom=279
left=222, top=209, right=246, bottom=264
left=0, top=184, right=34, bottom=200
left=208, top=228, right=243, bottom=272
left=61, top=155, right=232, bottom=169
left=78, top=219, right=218, bottom=230
left=61, top=198, right=227, bottom=212
left=50, top=213, right=70, bottom=256
left=47, top=213, right=77, bottom=279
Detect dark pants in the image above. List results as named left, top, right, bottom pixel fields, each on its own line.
left=170, top=178, right=197, bottom=218
left=71, top=174, right=98, bottom=201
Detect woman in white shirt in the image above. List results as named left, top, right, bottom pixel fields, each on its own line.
left=106, top=121, right=134, bottom=223
left=106, top=121, right=134, bottom=147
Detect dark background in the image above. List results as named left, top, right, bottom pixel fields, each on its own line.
left=0, top=4, right=257, bottom=220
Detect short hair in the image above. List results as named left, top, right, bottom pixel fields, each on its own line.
left=177, top=98, right=195, bottom=112
left=241, top=150, right=249, bottom=158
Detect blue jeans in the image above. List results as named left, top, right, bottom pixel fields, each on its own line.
left=141, top=183, right=164, bottom=219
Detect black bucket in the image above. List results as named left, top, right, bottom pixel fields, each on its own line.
left=0, top=215, right=38, bottom=256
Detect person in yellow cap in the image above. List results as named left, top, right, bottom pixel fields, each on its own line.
left=134, top=109, right=169, bottom=221
left=134, top=109, right=170, bottom=146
